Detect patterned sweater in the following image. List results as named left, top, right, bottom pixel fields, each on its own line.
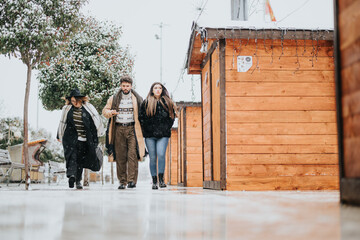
left=116, top=92, right=134, bottom=123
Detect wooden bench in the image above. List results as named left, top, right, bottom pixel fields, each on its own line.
left=0, top=149, right=25, bottom=185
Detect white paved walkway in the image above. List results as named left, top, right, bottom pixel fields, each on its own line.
left=0, top=182, right=359, bottom=240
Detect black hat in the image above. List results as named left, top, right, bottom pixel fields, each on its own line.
left=66, top=88, right=85, bottom=99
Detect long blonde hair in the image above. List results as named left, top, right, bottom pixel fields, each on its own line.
left=145, top=82, right=176, bottom=119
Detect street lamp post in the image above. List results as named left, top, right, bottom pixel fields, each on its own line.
left=155, top=22, right=165, bottom=84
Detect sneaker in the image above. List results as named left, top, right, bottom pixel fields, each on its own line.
left=127, top=182, right=136, bottom=188
left=118, top=184, right=126, bottom=190
left=68, top=176, right=75, bottom=188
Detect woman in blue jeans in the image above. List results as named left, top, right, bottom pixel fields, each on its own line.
left=139, top=82, right=176, bottom=189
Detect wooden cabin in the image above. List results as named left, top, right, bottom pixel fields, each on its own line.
left=164, top=128, right=178, bottom=185
left=169, top=102, right=203, bottom=187
left=186, top=24, right=339, bottom=191
left=335, top=0, right=360, bottom=205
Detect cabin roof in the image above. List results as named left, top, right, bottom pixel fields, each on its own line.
left=186, top=23, right=334, bottom=74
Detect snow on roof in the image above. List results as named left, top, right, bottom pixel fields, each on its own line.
left=195, top=0, right=334, bottom=31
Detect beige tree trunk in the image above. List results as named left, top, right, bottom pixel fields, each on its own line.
left=101, top=144, right=104, bottom=185
left=23, top=64, right=32, bottom=190
left=111, top=162, right=114, bottom=184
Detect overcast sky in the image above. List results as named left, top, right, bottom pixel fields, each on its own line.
left=0, top=0, right=334, bottom=139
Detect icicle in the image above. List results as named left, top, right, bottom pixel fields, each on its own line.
left=191, top=75, right=195, bottom=102
left=294, top=29, right=300, bottom=71
left=232, top=28, right=235, bottom=69
left=315, top=29, right=319, bottom=62
left=311, top=30, right=315, bottom=67
left=263, top=28, right=268, bottom=53
left=245, top=28, right=251, bottom=46
left=271, top=29, right=274, bottom=64
left=251, top=29, right=259, bottom=74
left=302, top=29, right=306, bottom=56
left=239, top=27, right=242, bottom=55
left=279, top=28, right=284, bottom=60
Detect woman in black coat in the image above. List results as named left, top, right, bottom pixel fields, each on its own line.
left=139, top=82, right=176, bottom=189
left=57, top=88, right=104, bottom=189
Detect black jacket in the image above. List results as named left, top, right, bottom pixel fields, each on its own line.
left=62, top=106, right=101, bottom=171
left=138, top=98, right=175, bottom=138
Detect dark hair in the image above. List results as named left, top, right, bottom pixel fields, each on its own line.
left=65, top=96, right=89, bottom=105
left=120, top=76, right=133, bottom=85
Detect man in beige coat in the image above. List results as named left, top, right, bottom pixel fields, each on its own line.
left=102, top=76, right=145, bottom=189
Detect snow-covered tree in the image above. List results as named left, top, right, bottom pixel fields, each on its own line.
left=0, top=0, right=87, bottom=189
left=38, top=16, right=134, bottom=112
left=0, top=117, right=23, bottom=149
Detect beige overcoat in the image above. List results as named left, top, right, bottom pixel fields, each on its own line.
left=102, top=92, right=145, bottom=161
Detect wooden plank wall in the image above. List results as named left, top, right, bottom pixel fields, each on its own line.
left=225, top=38, right=339, bottom=190
left=202, top=60, right=212, bottom=181
left=169, top=129, right=178, bottom=185
left=185, top=106, right=203, bottom=187
left=338, top=0, right=360, bottom=178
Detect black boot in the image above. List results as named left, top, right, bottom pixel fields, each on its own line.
left=68, top=175, right=75, bottom=188
left=76, top=181, right=83, bottom=189
left=127, top=181, right=136, bottom=188
left=152, top=176, right=158, bottom=190
left=158, top=173, right=167, bottom=188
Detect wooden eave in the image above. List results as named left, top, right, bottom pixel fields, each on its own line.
left=186, top=24, right=334, bottom=75
left=176, top=101, right=202, bottom=109
left=186, top=26, right=206, bottom=74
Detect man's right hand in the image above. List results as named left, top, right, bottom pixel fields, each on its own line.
left=111, top=110, right=119, bottom=116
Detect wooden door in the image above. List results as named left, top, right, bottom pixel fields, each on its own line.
left=202, top=58, right=212, bottom=183
left=177, top=108, right=185, bottom=186
left=177, top=110, right=182, bottom=185
left=165, top=144, right=170, bottom=184
left=170, top=129, right=178, bottom=185
left=202, top=40, right=226, bottom=190
left=335, top=0, right=360, bottom=205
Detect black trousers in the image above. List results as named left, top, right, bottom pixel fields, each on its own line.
left=66, top=141, right=86, bottom=181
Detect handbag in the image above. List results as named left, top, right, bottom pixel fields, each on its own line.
left=95, top=144, right=103, bottom=170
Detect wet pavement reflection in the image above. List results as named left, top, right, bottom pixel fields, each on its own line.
left=0, top=182, right=358, bottom=240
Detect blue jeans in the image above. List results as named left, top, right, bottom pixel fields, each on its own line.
left=145, top=137, right=169, bottom=177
